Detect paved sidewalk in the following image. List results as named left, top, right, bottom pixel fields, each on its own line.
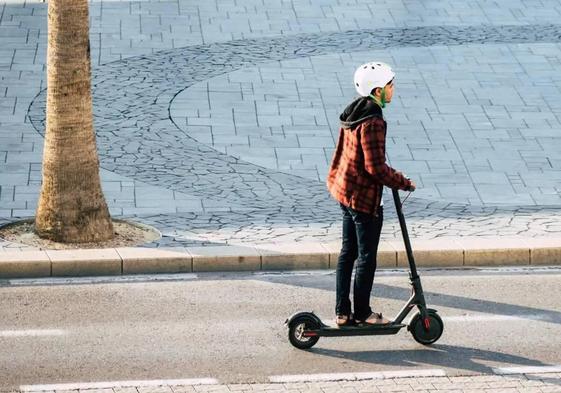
left=1, top=0, right=561, bottom=264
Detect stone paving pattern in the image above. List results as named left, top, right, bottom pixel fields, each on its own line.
left=18, top=373, right=561, bottom=392
left=171, top=44, right=561, bottom=204
left=2, top=0, right=561, bottom=249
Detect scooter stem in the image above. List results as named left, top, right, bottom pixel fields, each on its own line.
left=391, top=188, right=428, bottom=318
left=391, top=189, right=419, bottom=279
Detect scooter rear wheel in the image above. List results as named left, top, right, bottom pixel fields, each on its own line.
left=409, top=311, right=444, bottom=345
left=288, top=315, right=320, bottom=349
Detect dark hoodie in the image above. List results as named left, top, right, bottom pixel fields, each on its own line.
left=326, top=96, right=412, bottom=215
left=339, top=97, right=384, bottom=129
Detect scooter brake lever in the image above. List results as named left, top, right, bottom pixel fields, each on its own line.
left=401, top=191, right=412, bottom=206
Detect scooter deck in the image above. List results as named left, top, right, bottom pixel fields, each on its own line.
left=310, top=322, right=406, bottom=337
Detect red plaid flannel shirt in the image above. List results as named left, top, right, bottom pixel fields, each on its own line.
left=327, top=116, right=412, bottom=215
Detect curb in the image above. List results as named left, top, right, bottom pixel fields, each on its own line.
left=1, top=237, right=561, bottom=279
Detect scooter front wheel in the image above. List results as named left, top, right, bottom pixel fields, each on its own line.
left=409, top=311, right=444, bottom=345
left=288, top=315, right=320, bottom=349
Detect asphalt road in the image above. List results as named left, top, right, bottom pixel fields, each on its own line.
left=1, top=266, right=560, bottom=390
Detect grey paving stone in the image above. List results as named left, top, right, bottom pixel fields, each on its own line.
left=470, top=172, right=512, bottom=185
left=0, top=173, right=28, bottom=186
left=10, top=208, right=34, bottom=217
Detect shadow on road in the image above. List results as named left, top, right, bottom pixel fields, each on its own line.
left=258, top=274, right=561, bottom=325
left=310, top=344, right=556, bottom=377
left=376, top=282, right=561, bottom=325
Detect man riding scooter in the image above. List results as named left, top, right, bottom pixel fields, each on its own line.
left=286, top=62, right=443, bottom=349
left=326, top=62, right=416, bottom=326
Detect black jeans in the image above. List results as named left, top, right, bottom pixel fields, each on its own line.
left=335, top=203, right=383, bottom=321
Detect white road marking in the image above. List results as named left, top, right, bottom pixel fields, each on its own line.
left=378, top=369, right=448, bottom=378
left=0, top=315, right=545, bottom=341
left=0, top=329, right=66, bottom=337
left=253, top=266, right=561, bottom=279
left=254, top=270, right=334, bottom=277
left=378, top=266, right=561, bottom=276
left=20, top=378, right=219, bottom=391
left=443, top=314, right=549, bottom=322
left=493, top=365, right=561, bottom=375
left=269, top=368, right=446, bottom=383
left=8, top=273, right=198, bottom=286
left=19, top=366, right=561, bottom=391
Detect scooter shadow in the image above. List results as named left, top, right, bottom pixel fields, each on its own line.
left=261, top=274, right=561, bottom=325
left=310, top=343, right=554, bottom=376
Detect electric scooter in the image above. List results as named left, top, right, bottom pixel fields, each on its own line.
left=285, top=188, right=444, bottom=349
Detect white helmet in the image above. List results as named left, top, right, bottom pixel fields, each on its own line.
left=353, top=62, right=395, bottom=97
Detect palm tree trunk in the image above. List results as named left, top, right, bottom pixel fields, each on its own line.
left=35, top=0, right=114, bottom=243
